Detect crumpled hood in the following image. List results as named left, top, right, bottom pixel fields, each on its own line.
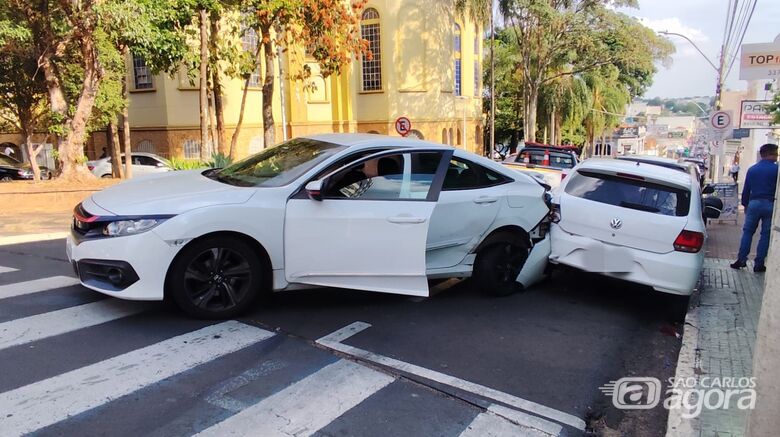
left=90, top=170, right=255, bottom=216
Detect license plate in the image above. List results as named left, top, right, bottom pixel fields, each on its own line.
left=581, top=242, right=633, bottom=272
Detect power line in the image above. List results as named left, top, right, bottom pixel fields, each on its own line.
left=725, top=0, right=757, bottom=79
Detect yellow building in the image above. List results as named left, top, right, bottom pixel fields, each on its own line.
left=87, top=1, right=485, bottom=160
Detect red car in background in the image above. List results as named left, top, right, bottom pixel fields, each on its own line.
left=502, top=143, right=580, bottom=189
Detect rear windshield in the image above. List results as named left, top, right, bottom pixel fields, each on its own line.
left=564, top=170, right=690, bottom=217
left=517, top=149, right=575, bottom=169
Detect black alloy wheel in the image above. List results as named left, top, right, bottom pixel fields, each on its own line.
left=474, top=241, right=530, bottom=297
left=170, top=236, right=265, bottom=319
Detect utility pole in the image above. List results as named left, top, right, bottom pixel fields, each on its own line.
left=489, top=5, right=495, bottom=158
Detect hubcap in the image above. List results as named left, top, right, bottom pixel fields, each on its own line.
left=183, top=247, right=253, bottom=311
left=494, top=244, right=527, bottom=284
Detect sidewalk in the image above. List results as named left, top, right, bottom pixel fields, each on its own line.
left=667, top=212, right=764, bottom=437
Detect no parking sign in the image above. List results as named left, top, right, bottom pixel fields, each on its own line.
left=395, top=117, right=411, bottom=137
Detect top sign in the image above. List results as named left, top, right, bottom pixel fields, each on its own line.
left=740, top=34, right=780, bottom=80
left=395, top=116, right=411, bottom=136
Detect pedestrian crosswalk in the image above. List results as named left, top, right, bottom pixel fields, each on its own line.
left=0, top=264, right=564, bottom=437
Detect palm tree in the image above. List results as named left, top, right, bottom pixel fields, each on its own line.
left=581, top=67, right=630, bottom=156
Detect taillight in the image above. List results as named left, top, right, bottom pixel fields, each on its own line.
left=674, top=230, right=704, bottom=253
left=87, top=165, right=95, bottom=171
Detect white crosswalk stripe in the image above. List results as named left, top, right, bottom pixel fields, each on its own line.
left=459, top=412, right=553, bottom=437
left=0, top=275, right=81, bottom=300
left=0, top=299, right=146, bottom=351
left=0, top=266, right=19, bottom=274
left=0, top=321, right=274, bottom=437
left=195, top=359, right=395, bottom=437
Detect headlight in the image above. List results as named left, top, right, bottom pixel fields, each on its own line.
left=103, top=219, right=165, bottom=237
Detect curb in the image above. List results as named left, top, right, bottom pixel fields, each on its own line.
left=0, top=232, right=70, bottom=247
left=665, top=296, right=701, bottom=436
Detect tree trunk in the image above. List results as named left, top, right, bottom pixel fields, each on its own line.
left=230, top=45, right=262, bottom=160
left=22, top=129, right=41, bottom=182
left=209, top=13, right=226, bottom=156
left=208, top=88, right=218, bottom=157
left=549, top=105, right=556, bottom=145
left=109, top=120, right=124, bottom=178
left=261, top=25, right=275, bottom=148
left=526, top=84, right=539, bottom=143
left=198, top=8, right=210, bottom=161
left=121, top=47, right=133, bottom=179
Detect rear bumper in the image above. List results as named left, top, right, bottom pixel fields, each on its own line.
left=549, top=224, right=702, bottom=295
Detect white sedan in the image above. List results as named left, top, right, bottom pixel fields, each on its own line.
left=67, top=134, right=552, bottom=318
left=549, top=158, right=721, bottom=296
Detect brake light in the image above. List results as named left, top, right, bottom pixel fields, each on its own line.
left=674, top=230, right=704, bottom=253
left=87, top=165, right=95, bottom=171
left=616, top=172, right=645, bottom=181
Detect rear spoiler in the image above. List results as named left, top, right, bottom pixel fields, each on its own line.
left=576, top=167, right=690, bottom=191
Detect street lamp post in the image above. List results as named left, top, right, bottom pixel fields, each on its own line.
left=658, top=30, right=728, bottom=181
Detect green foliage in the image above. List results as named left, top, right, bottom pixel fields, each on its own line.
left=207, top=152, right=233, bottom=169
left=168, top=157, right=207, bottom=170
left=768, top=93, right=780, bottom=125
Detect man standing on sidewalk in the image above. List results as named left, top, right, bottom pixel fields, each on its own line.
left=731, top=143, right=778, bottom=273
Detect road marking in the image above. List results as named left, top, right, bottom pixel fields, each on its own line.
left=317, top=322, right=586, bottom=432
left=0, top=276, right=81, bottom=300
left=0, top=300, right=147, bottom=351
left=459, top=412, right=553, bottom=437
left=0, top=232, right=70, bottom=246
left=0, top=266, right=18, bottom=274
left=0, top=321, right=274, bottom=437
left=195, top=359, right=394, bottom=437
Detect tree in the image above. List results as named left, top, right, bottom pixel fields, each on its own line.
left=768, top=92, right=780, bottom=125
left=483, top=28, right=525, bottom=153
left=241, top=0, right=369, bottom=149
left=0, top=35, right=49, bottom=181
left=498, top=0, right=672, bottom=142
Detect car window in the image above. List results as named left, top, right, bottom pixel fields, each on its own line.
left=565, top=170, right=691, bottom=217
left=133, top=155, right=159, bottom=166
left=323, top=151, right=443, bottom=200
left=213, top=138, right=346, bottom=187
left=442, top=158, right=510, bottom=190
left=517, top=149, right=574, bottom=169
left=518, top=150, right=546, bottom=165
left=548, top=152, right=575, bottom=169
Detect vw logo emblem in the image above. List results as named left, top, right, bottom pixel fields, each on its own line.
left=610, top=218, right=623, bottom=230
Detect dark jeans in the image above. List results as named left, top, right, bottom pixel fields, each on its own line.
left=738, top=199, right=774, bottom=266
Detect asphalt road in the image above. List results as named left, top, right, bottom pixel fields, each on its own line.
left=0, top=238, right=685, bottom=436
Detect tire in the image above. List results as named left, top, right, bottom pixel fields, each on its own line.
left=168, top=236, right=266, bottom=319
left=473, top=240, right=530, bottom=296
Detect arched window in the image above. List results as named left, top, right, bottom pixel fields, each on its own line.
left=136, top=140, right=155, bottom=154
left=361, top=8, right=382, bottom=91
left=457, top=128, right=462, bottom=146
left=241, top=27, right=261, bottom=87
left=453, top=23, right=461, bottom=96
left=442, top=129, right=448, bottom=144
left=183, top=139, right=200, bottom=160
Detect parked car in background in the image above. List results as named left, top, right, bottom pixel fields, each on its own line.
left=502, top=143, right=579, bottom=189
left=550, top=158, right=722, bottom=296
left=87, top=152, right=172, bottom=178
left=68, top=134, right=553, bottom=318
left=616, top=155, right=704, bottom=187
left=0, top=153, right=53, bottom=181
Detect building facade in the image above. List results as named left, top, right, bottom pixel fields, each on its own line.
left=86, top=1, right=485, bottom=160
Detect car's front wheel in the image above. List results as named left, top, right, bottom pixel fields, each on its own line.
left=168, top=236, right=266, bottom=319
left=474, top=240, right=530, bottom=296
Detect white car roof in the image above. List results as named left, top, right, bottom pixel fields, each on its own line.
left=576, top=158, right=692, bottom=189
left=304, top=133, right=452, bottom=150
left=618, top=155, right=680, bottom=165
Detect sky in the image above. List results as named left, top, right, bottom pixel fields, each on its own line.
left=618, top=0, right=780, bottom=99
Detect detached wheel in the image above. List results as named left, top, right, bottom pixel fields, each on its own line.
left=169, top=236, right=266, bottom=319
left=474, top=240, right=530, bottom=296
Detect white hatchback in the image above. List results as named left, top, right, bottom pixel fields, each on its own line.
left=67, top=134, right=552, bottom=318
left=549, top=158, right=721, bottom=295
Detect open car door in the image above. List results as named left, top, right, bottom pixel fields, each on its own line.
left=284, top=148, right=452, bottom=296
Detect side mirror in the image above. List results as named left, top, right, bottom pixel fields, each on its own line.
left=702, top=184, right=715, bottom=195
left=703, top=197, right=723, bottom=219
left=305, top=180, right=324, bottom=201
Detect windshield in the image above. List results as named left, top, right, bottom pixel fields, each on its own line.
left=211, top=138, right=346, bottom=187
left=0, top=154, right=19, bottom=166
left=517, top=149, right=575, bottom=169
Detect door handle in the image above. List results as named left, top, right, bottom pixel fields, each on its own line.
left=473, top=196, right=498, bottom=204
left=387, top=216, right=427, bottom=224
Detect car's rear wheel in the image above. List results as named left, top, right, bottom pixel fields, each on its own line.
left=474, top=241, right=530, bottom=296
left=169, top=236, right=265, bottom=319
